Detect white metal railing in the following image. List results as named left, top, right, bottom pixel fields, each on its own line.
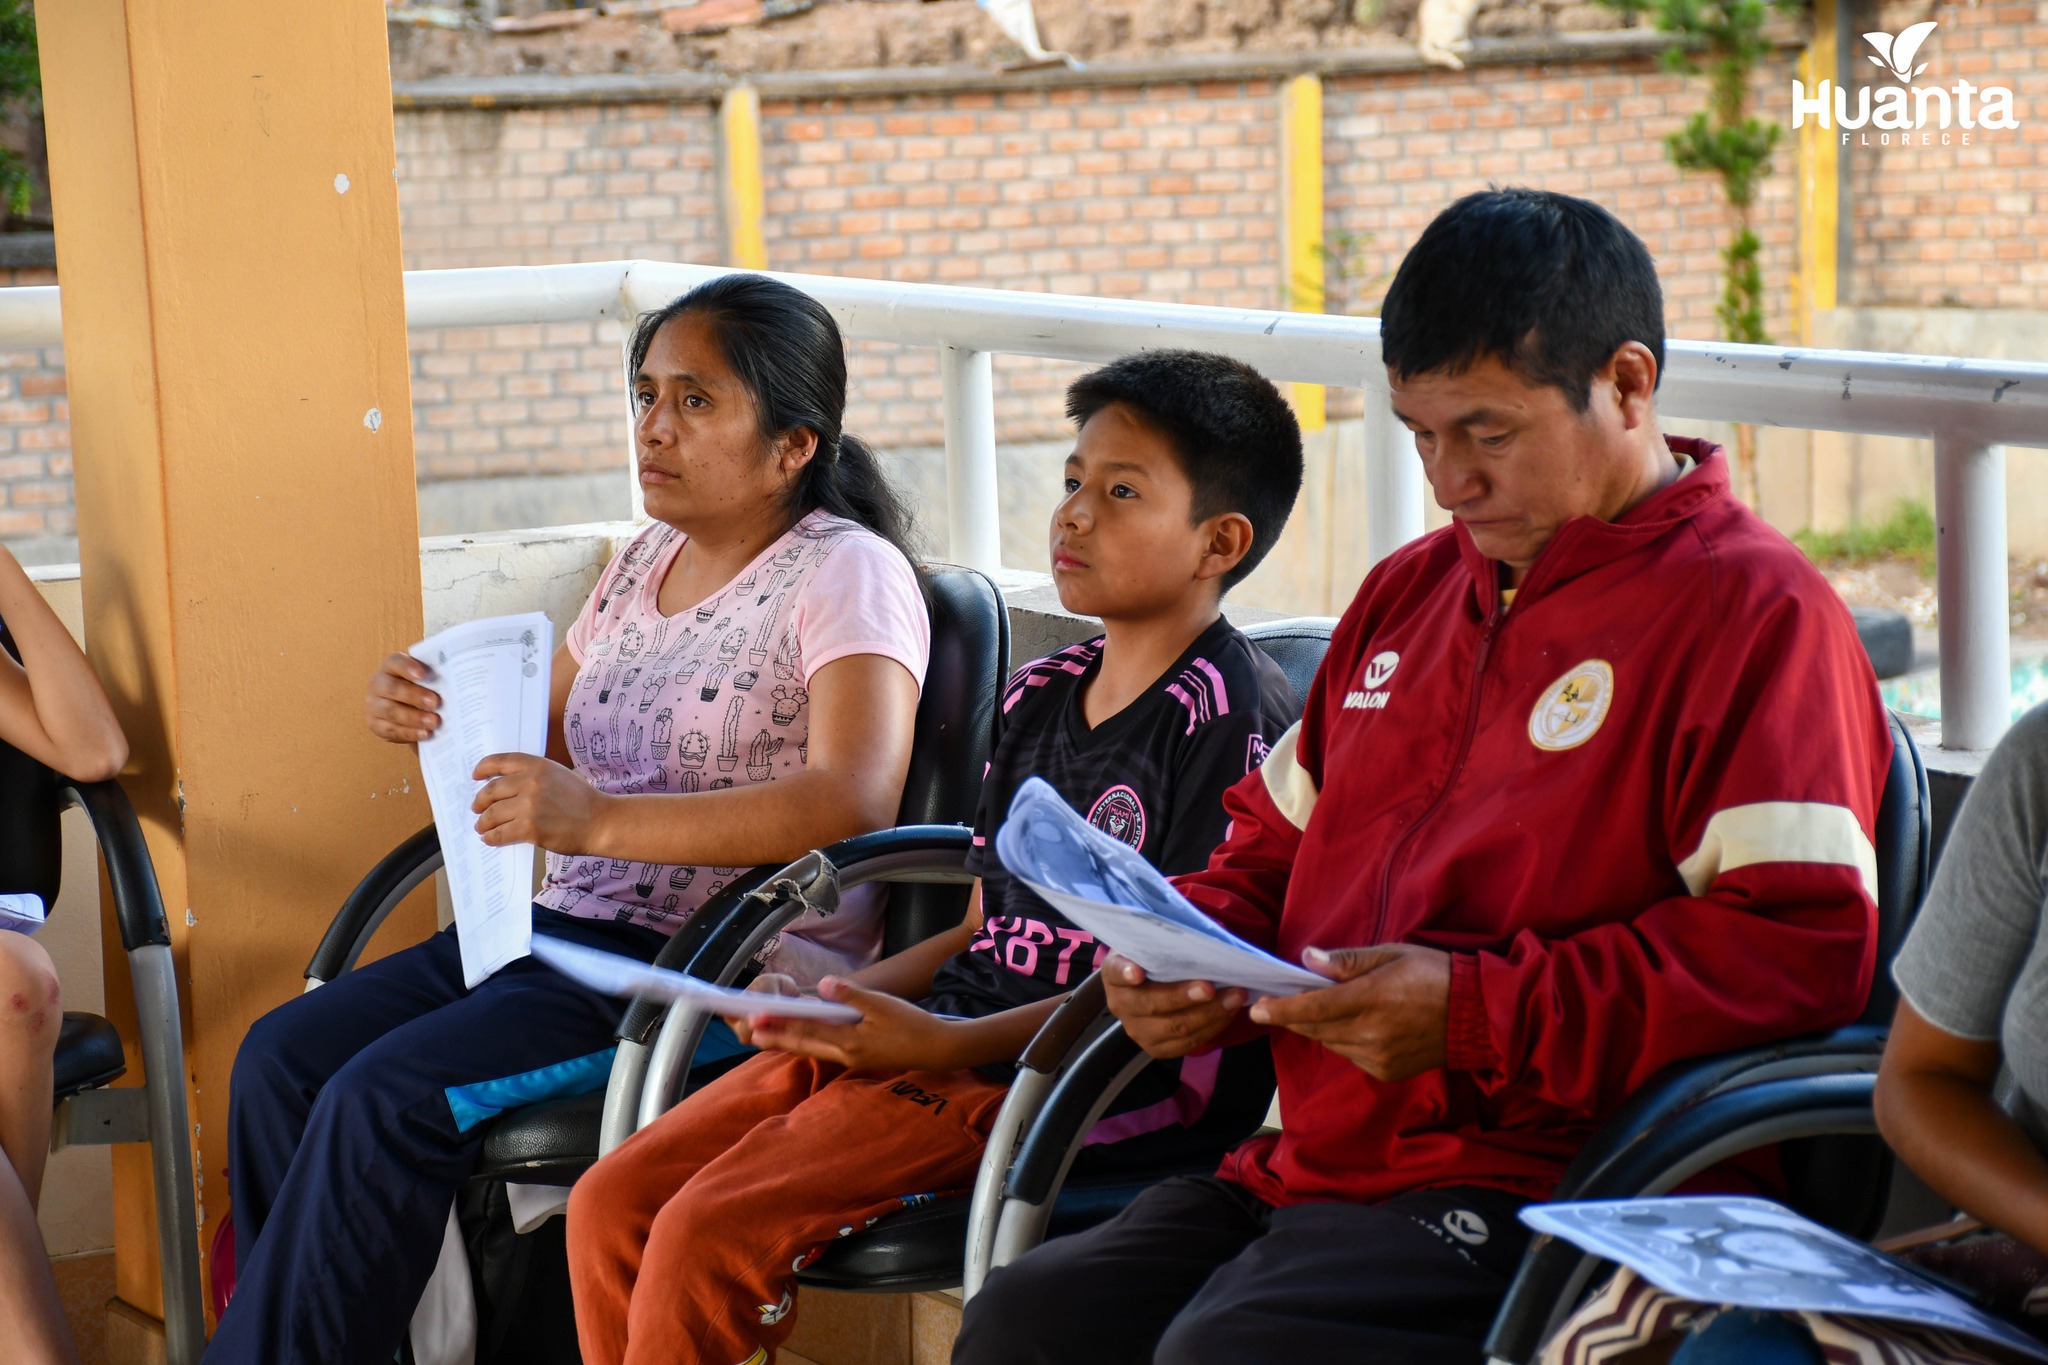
left=4, top=262, right=2046, bottom=749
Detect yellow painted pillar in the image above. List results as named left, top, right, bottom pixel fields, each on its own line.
left=1279, top=74, right=1325, bottom=432
left=1796, top=0, right=1840, bottom=344
left=37, top=0, right=432, bottom=1337
left=721, top=85, right=769, bottom=270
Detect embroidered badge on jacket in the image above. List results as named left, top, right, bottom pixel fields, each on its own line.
left=1530, top=660, right=1614, bottom=751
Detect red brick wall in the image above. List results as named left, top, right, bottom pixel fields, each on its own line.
left=2, top=42, right=2037, bottom=554
left=1323, top=55, right=1802, bottom=341
left=1840, top=1, right=2048, bottom=308
left=759, top=81, right=1284, bottom=450
left=396, top=103, right=721, bottom=482
left=392, top=56, right=1810, bottom=476
left=0, top=264, right=70, bottom=550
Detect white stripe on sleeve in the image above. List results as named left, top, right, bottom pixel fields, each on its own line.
left=1259, top=722, right=1319, bottom=831
left=1676, top=801, right=1878, bottom=900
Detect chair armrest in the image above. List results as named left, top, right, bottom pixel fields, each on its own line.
left=616, top=824, right=977, bottom=1044
left=58, top=778, right=170, bottom=953
left=1548, top=1027, right=1889, bottom=1202
left=1006, top=1022, right=1152, bottom=1207
left=1482, top=1072, right=1879, bottom=1365
left=615, top=863, right=785, bottom=1044
left=1019, top=971, right=1110, bottom=1074
left=621, top=826, right=979, bottom=1131
left=304, top=823, right=441, bottom=985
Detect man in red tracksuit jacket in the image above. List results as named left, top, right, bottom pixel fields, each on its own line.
left=954, top=189, right=1891, bottom=1364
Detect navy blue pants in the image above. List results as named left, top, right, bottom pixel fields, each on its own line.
left=207, top=907, right=674, bottom=1365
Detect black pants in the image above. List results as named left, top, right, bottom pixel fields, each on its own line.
left=953, top=1176, right=1533, bottom=1365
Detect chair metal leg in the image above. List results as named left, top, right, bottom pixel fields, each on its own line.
left=987, top=1047, right=1152, bottom=1276
left=598, top=1039, right=651, bottom=1157
left=131, top=943, right=205, bottom=1365
left=962, top=1066, right=1058, bottom=1301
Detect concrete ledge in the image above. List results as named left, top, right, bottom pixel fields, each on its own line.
left=30, top=541, right=1991, bottom=862
left=420, top=520, right=641, bottom=638
left=0, top=232, right=56, bottom=270
left=390, top=32, right=1756, bottom=110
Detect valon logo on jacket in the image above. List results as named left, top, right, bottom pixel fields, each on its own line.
left=1343, top=650, right=1400, bottom=710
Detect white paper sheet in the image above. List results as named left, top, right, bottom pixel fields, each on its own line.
left=411, top=613, right=554, bottom=988
left=529, top=935, right=864, bottom=1024
left=994, top=776, right=1327, bottom=996
left=0, top=891, right=44, bottom=935
left=1521, top=1196, right=2048, bottom=1360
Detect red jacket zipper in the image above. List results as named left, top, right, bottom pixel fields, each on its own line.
left=1372, top=603, right=1505, bottom=943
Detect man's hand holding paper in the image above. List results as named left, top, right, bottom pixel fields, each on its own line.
left=1101, top=954, right=1247, bottom=1061
left=1249, top=943, right=1451, bottom=1083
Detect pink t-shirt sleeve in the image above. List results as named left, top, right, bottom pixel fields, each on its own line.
left=787, top=533, right=931, bottom=690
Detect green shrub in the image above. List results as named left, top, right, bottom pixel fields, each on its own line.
left=0, top=1, right=36, bottom=221
left=1793, top=500, right=1936, bottom=573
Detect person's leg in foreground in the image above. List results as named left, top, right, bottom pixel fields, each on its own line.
left=571, top=1050, right=1006, bottom=1365
left=0, top=933, right=77, bottom=1365
left=1669, top=1310, right=1824, bottom=1365
left=209, top=921, right=646, bottom=1365
left=954, top=1179, right=1531, bottom=1365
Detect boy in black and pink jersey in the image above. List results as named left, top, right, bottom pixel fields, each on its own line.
left=567, top=350, right=1304, bottom=1365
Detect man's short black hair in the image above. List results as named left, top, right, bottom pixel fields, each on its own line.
left=1066, top=350, right=1304, bottom=592
left=1379, top=188, right=1665, bottom=412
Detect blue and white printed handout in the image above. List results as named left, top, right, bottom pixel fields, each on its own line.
left=1522, top=1196, right=2048, bottom=1360
left=411, top=612, right=554, bottom=988
left=994, top=776, right=1326, bottom=997
left=530, top=935, right=862, bottom=1024
left=0, top=891, right=44, bottom=935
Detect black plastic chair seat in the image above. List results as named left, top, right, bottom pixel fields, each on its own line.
left=476, top=1092, right=606, bottom=1186
left=796, top=1167, right=1217, bottom=1293
left=55, top=1011, right=127, bottom=1101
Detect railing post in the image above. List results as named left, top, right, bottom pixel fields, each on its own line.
left=1934, top=434, right=2011, bottom=749
left=941, top=345, right=1002, bottom=573
left=1363, top=383, right=1424, bottom=567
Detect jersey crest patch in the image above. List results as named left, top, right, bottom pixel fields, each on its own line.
left=1530, top=660, right=1615, bottom=752
left=1087, top=784, right=1147, bottom=849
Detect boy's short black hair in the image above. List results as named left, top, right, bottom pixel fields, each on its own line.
left=1380, top=188, right=1665, bottom=412
left=1065, top=350, right=1304, bottom=591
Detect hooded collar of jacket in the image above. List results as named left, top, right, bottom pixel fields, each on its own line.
left=1454, top=435, right=1729, bottom=616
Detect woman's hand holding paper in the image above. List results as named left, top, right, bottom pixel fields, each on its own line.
left=471, top=751, right=612, bottom=851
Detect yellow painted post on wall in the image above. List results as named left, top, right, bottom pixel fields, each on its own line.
left=721, top=85, right=769, bottom=270
left=1279, top=74, right=1326, bottom=432
left=38, top=0, right=431, bottom=1339
left=1796, top=0, right=1840, bottom=344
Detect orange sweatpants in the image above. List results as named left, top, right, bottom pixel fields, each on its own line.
left=567, top=1050, right=1009, bottom=1365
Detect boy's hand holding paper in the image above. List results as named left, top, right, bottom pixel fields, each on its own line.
left=994, top=776, right=1325, bottom=995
